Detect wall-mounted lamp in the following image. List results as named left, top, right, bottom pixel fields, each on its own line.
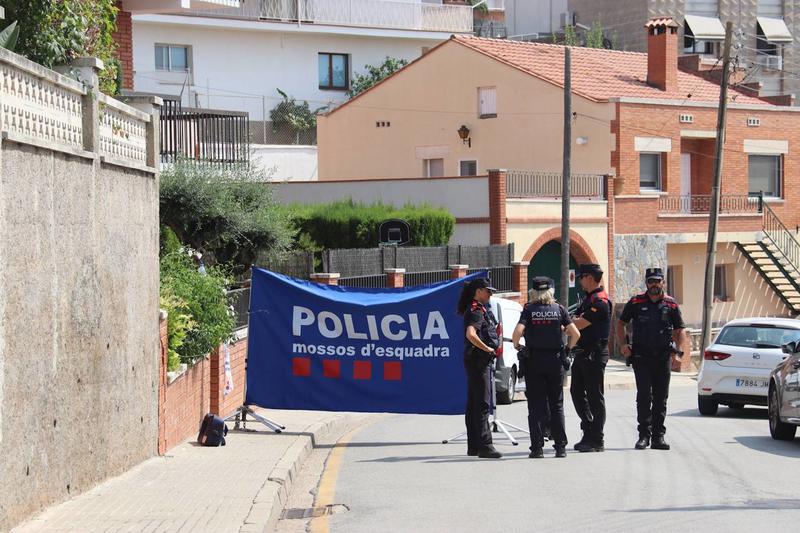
left=458, top=125, right=471, bottom=148
left=576, top=136, right=589, bottom=145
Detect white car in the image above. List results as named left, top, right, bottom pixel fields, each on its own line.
left=698, top=317, right=800, bottom=415
left=489, top=296, right=525, bottom=405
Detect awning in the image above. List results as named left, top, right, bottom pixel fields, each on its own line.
left=684, top=14, right=726, bottom=40
left=757, top=17, right=793, bottom=44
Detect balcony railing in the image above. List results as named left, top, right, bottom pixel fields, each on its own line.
left=180, top=0, right=473, bottom=33
left=506, top=171, right=606, bottom=199
left=658, top=195, right=763, bottom=215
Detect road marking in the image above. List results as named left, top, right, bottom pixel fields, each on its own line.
left=309, top=425, right=361, bottom=533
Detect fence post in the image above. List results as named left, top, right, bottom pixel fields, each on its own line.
left=450, top=264, right=469, bottom=279
left=54, top=57, right=103, bottom=153
left=385, top=268, right=405, bottom=288
left=311, top=273, right=340, bottom=286
left=487, top=169, right=507, bottom=245
left=512, top=261, right=530, bottom=305
left=123, top=95, right=163, bottom=168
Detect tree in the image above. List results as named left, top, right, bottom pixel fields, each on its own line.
left=585, top=20, right=605, bottom=49
left=159, top=159, right=295, bottom=275
left=0, top=0, right=120, bottom=94
left=270, top=89, right=324, bottom=144
left=347, top=56, right=409, bottom=98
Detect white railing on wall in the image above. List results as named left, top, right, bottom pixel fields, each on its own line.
left=184, top=0, right=473, bottom=33
left=0, top=50, right=85, bottom=153
left=98, top=94, right=149, bottom=165
left=506, top=170, right=606, bottom=199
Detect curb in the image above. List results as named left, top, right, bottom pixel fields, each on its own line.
left=241, top=414, right=354, bottom=533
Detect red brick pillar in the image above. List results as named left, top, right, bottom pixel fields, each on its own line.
left=385, top=268, right=405, bottom=288
left=311, top=273, right=340, bottom=285
left=158, top=311, right=168, bottom=455
left=672, top=336, right=693, bottom=372
left=450, top=264, right=468, bottom=279
left=488, top=169, right=507, bottom=245
left=512, top=261, right=530, bottom=305
left=112, top=3, right=134, bottom=90
left=209, top=346, right=222, bottom=416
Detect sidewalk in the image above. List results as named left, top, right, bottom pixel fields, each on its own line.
left=13, top=410, right=370, bottom=533
left=599, top=357, right=697, bottom=390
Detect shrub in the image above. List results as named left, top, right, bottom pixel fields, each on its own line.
left=160, top=159, right=294, bottom=275
left=270, top=89, right=326, bottom=144
left=2, top=0, right=121, bottom=94
left=287, top=200, right=454, bottom=249
left=347, top=56, right=409, bottom=98
left=159, top=291, right=196, bottom=372
left=160, top=250, right=235, bottom=365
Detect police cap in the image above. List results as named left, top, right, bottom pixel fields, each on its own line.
left=577, top=263, right=603, bottom=278
left=470, top=277, right=497, bottom=292
left=530, top=276, right=554, bottom=290
left=645, top=267, right=665, bottom=280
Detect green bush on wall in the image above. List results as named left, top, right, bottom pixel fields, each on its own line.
left=288, top=200, right=455, bottom=249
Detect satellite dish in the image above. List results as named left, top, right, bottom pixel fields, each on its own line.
left=379, top=219, right=410, bottom=246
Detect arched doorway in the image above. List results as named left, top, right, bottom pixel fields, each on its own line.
left=527, top=240, right=579, bottom=306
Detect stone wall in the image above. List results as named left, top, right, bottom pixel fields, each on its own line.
left=0, top=50, right=160, bottom=530
left=614, top=234, right=668, bottom=303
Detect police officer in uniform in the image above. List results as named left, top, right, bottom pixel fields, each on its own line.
left=457, top=278, right=503, bottom=459
left=616, top=268, right=687, bottom=450
left=570, top=264, right=612, bottom=453
left=513, top=277, right=580, bottom=458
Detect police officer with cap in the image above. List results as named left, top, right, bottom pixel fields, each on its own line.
left=616, top=267, right=687, bottom=450
left=513, top=276, right=580, bottom=458
left=457, top=277, right=503, bottom=459
left=570, top=263, right=612, bottom=453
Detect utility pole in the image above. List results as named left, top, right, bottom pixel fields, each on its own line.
left=701, top=21, right=733, bottom=354
left=560, top=47, right=572, bottom=306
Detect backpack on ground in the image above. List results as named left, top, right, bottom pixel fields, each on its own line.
left=197, top=413, right=228, bottom=446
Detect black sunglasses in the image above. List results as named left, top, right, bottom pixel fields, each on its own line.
left=646, top=278, right=663, bottom=284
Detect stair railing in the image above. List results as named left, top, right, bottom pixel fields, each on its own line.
left=762, top=197, right=800, bottom=276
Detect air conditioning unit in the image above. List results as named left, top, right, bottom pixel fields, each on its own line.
left=560, top=11, right=576, bottom=28
left=757, top=54, right=783, bottom=71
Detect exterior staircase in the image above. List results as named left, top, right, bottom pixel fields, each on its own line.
left=736, top=203, right=800, bottom=315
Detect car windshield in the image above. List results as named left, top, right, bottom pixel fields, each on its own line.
left=716, top=325, right=800, bottom=349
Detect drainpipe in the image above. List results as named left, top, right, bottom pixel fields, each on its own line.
left=297, top=0, right=302, bottom=27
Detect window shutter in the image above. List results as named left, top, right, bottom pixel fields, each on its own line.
left=478, top=87, right=496, bottom=117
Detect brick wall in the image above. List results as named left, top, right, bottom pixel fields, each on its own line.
left=158, top=317, right=248, bottom=454
left=112, top=3, right=133, bottom=90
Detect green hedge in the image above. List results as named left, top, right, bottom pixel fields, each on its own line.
left=288, top=200, right=454, bottom=249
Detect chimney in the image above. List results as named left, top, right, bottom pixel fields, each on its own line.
left=645, top=17, right=679, bottom=92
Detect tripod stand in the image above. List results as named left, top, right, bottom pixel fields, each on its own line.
left=441, top=359, right=529, bottom=446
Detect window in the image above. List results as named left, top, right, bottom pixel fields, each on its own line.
left=685, top=1, right=718, bottom=17
left=683, top=25, right=716, bottom=55
left=318, top=53, right=349, bottom=90
left=155, top=45, right=189, bottom=72
left=423, top=158, right=444, bottom=178
left=459, top=160, right=478, bottom=176
left=639, top=153, right=662, bottom=190
left=713, top=264, right=729, bottom=301
left=478, top=87, right=496, bottom=118
left=748, top=154, right=781, bottom=197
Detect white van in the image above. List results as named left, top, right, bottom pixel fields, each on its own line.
left=489, top=296, right=525, bottom=404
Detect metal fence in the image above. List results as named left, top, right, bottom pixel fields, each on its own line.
left=260, top=251, right=316, bottom=279
left=160, top=98, right=250, bottom=166
left=658, top=194, right=763, bottom=215
left=227, top=287, right=250, bottom=330
left=338, top=274, right=392, bottom=288
left=404, top=270, right=451, bottom=287
left=325, top=244, right=514, bottom=277
left=506, top=171, right=606, bottom=199
left=467, top=266, right=513, bottom=292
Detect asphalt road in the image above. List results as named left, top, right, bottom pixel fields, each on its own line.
left=324, top=386, right=800, bottom=533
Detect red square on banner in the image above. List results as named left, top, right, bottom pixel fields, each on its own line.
left=323, top=359, right=341, bottom=378
left=384, top=361, right=402, bottom=381
left=292, top=357, right=311, bottom=377
left=353, top=361, right=372, bottom=380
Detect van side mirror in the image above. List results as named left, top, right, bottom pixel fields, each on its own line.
left=781, top=341, right=797, bottom=355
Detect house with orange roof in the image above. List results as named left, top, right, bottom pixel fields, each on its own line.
left=314, top=17, right=800, bottom=335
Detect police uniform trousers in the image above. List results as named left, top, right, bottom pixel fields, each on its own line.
left=631, top=354, right=671, bottom=438
left=569, top=344, right=609, bottom=444
left=463, top=353, right=493, bottom=452
left=525, top=350, right=567, bottom=449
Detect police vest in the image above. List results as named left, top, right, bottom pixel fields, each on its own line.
left=524, top=302, right=564, bottom=351
left=577, top=288, right=611, bottom=346
left=470, top=301, right=500, bottom=350
left=630, top=294, right=677, bottom=356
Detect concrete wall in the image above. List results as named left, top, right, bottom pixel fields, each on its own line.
left=667, top=241, right=792, bottom=327
left=317, top=38, right=615, bottom=180
left=132, top=19, right=443, bottom=121
left=252, top=144, right=318, bottom=181
left=505, top=0, right=567, bottom=37
left=0, top=144, right=159, bottom=529
left=568, top=0, right=650, bottom=51
left=614, top=234, right=669, bottom=303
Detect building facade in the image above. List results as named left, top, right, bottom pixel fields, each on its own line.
left=568, top=0, right=800, bottom=99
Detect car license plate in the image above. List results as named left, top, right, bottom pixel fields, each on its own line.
left=735, top=378, right=768, bottom=388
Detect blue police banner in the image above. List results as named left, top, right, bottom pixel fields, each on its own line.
left=245, top=268, right=486, bottom=415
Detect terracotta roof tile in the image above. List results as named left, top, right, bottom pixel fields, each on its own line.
left=645, top=17, right=679, bottom=28
left=452, top=35, right=767, bottom=105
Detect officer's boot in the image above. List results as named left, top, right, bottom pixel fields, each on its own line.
left=650, top=435, right=670, bottom=450
left=554, top=446, right=567, bottom=458
left=573, top=432, right=590, bottom=451
left=634, top=435, right=650, bottom=450
left=529, top=447, right=544, bottom=459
